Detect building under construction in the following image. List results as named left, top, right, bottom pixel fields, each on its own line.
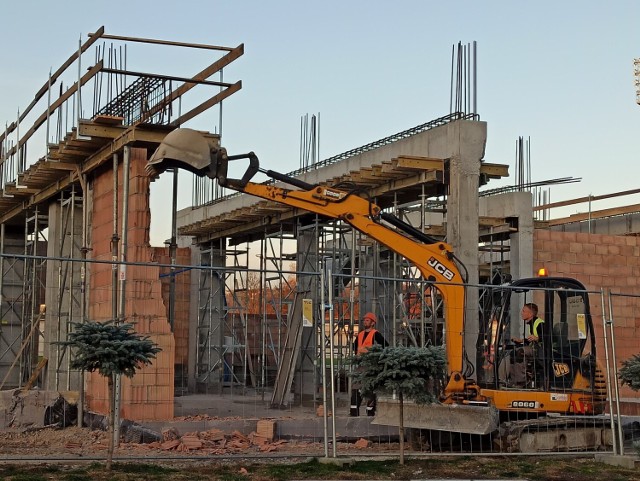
left=1, top=29, right=639, bottom=433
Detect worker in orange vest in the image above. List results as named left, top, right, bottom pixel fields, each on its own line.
left=350, top=312, right=388, bottom=416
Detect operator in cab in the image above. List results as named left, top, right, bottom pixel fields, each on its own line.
left=507, top=302, right=545, bottom=387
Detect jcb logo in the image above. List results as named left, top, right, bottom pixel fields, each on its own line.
left=427, top=257, right=455, bottom=281
left=553, top=362, right=570, bottom=377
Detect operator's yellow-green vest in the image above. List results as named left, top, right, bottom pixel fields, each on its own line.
left=532, top=317, right=544, bottom=338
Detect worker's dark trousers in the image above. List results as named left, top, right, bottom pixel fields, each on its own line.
left=350, top=389, right=376, bottom=416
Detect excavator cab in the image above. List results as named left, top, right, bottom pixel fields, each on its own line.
left=478, top=277, right=603, bottom=405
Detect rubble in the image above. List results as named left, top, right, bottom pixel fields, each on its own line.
left=0, top=389, right=78, bottom=429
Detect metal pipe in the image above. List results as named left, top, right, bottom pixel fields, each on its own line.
left=45, top=71, right=52, bottom=161
left=67, top=186, right=77, bottom=390
left=169, top=168, right=178, bottom=331
left=347, top=229, right=356, bottom=401
left=473, top=41, right=477, bottom=116
left=20, top=212, right=29, bottom=387
left=55, top=192, right=64, bottom=390
left=600, top=288, right=617, bottom=455
left=259, top=235, right=266, bottom=399
left=449, top=44, right=454, bottom=115
left=111, top=153, right=119, bottom=324
left=89, top=33, right=235, bottom=52
left=114, top=145, right=131, bottom=446
left=16, top=110, right=21, bottom=177
left=607, top=289, right=624, bottom=455
left=392, top=194, right=399, bottom=347
left=218, top=68, right=223, bottom=141
left=78, top=172, right=89, bottom=428
left=320, top=264, right=328, bottom=458
left=588, top=194, right=592, bottom=234
left=327, top=265, right=337, bottom=458
left=420, top=186, right=427, bottom=346
left=77, top=38, right=82, bottom=128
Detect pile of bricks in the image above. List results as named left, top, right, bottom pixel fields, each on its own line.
left=142, top=420, right=286, bottom=454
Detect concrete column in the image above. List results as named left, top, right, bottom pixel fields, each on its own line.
left=480, top=191, right=534, bottom=340
left=43, top=200, right=84, bottom=391
left=445, top=121, right=487, bottom=380
left=0, top=226, right=26, bottom=389
left=479, top=192, right=534, bottom=281
left=295, top=227, right=319, bottom=403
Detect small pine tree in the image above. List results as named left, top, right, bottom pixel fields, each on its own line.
left=62, top=321, right=161, bottom=470
left=619, top=354, right=640, bottom=458
left=351, top=345, right=446, bottom=464
left=620, top=354, right=640, bottom=391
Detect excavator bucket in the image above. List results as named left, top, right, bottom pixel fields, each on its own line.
left=147, top=128, right=259, bottom=188
left=372, top=397, right=500, bottom=435
left=146, top=128, right=221, bottom=180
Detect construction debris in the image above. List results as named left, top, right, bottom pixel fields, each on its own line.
left=0, top=389, right=77, bottom=429
left=141, top=425, right=288, bottom=454
left=354, top=438, right=370, bottom=449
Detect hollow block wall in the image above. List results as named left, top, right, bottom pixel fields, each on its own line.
left=86, top=147, right=175, bottom=421
left=534, top=229, right=640, bottom=413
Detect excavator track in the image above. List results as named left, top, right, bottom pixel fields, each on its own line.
left=497, top=415, right=614, bottom=453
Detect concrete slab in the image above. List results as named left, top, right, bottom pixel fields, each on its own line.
left=0, top=389, right=77, bottom=428
left=594, top=453, right=640, bottom=469
left=141, top=390, right=397, bottom=441
left=316, top=456, right=354, bottom=467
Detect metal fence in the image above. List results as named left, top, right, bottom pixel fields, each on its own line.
left=0, top=252, right=638, bottom=460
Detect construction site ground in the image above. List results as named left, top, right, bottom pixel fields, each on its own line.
left=0, top=389, right=397, bottom=461
left=1, top=389, right=640, bottom=481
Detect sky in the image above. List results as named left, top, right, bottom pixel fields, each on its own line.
left=1, top=1, right=639, bottom=245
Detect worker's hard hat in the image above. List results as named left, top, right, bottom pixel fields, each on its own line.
left=362, top=312, right=377, bottom=323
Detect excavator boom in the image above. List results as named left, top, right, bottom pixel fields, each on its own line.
left=148, top=129, right=469, bottom=383
left=146, top=129, right=609, bottom=450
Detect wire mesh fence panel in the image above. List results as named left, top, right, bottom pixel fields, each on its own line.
left=606, top=290, right=640, bottom=456
left=0, top=251, right=638, bottom=460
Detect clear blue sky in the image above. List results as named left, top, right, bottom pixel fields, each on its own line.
left=1, top=1, right=639, bottom=245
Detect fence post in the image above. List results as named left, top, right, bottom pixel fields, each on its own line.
left=607, top=289, right=625, bottom=455
left=600, top=288, right=618, bottom=455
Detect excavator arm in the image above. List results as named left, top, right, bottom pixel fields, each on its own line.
left=148, top=128, right=468, bottom=386
left=147, top=128, right=609, bottom=443
left=148, top=128, right=494, bottom=432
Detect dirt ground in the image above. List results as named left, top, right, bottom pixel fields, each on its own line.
left=0, top=426, right=639, bottom=481
left=0, top=424, right=380, bottom=459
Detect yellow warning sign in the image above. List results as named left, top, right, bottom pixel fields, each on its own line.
left=576, top=313, right=586, bottom=339
left=302, top=299, right=313, bottom=327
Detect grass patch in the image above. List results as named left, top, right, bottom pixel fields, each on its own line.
left=62, top=474, right=92, bottom=481
left=7, top=474, right=48, bottom=481
left=111, top=463, right=177, bottom=475
left=0, top=455, right=639, bottom=481
left=264, top=459, right=342, bottom=479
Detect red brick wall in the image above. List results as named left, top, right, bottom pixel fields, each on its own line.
left=534, top=230, right=640, bottom=410
left=87, top=148, right=175, bottom=421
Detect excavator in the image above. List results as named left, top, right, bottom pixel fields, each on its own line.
left=147, top=128, right=611, bottom=452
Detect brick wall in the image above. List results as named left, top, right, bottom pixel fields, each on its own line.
left=86, top=148, right=175, bottom=421
left=153, top=247, right=191, bottom=369
left=534, top=230, right=640, bottom=411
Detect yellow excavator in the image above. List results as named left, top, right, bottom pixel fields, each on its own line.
left=147, top=128, right=611, bottom=452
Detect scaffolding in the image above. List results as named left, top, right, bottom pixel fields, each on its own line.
left=0, top=28, right=243, bottom=394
